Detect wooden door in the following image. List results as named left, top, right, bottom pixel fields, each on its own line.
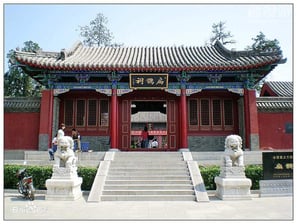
left=118, top=99, right=131, bottom=150
left=167, top=99, right=179, bottom=150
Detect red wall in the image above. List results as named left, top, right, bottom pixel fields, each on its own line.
left=258, top=112, right=293, bottom=150
left=4, top=112, right=40, bottom=150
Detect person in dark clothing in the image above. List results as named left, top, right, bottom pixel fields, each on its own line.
left=71, top=128, right=81, bottom=151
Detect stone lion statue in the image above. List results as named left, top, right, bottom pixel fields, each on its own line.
left=55, top=130, right=77, bottom=168
left=223, top=134, right=244, bottom=167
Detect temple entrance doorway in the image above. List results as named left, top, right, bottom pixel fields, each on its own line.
left=130, top=101, right=167, bottom=150
left=118, top=90, right=179, bottom=151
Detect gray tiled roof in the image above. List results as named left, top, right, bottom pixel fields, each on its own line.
left=265, top=81, right=293, bottom=97
left=4, top=97, right=41, bottom=112
left=131, top=112, right=166, bottom=123
left=257, top=97, right=293, bottom=112
left=13, top=41, right=283, bottom=72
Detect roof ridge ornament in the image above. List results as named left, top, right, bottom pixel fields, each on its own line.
left=59, top=41, right=83, bottom=60
left=214, top=40, right=282, bottom=59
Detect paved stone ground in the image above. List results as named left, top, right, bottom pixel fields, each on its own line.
left=3, top=190, right=293, bottom=221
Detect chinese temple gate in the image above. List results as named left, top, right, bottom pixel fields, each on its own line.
left=12, top=41, right=285, bottom=151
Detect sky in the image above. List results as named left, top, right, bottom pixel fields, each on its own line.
left=2, top=2, right=293, bottom=81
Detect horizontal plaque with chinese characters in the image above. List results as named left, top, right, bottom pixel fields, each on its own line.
left=129, top=73, right=168, bottom=89
left=262, top=151, right=293, bottom=180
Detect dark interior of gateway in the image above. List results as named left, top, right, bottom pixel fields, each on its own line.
left=130, top=101, right=167, bottom=149
left=131, top=101, right=166, bottom=114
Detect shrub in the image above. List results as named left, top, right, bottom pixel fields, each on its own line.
left=77, top=167, right=97, bottom=190
left=199, top=165, right=220, bottom=190
left=4, top=165, right=96, bottom=191
left=245, top=165, right=263, bottom=190
left=199, top=165, right=263, bottom=190
left=4, top=164, right=263, bottom=191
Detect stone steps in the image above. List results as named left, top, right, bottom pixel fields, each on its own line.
left=108, top=170, right=190, bottom=175
left=104, top=185, right=194, bottom=190
left=88, top=152, right=209, bottom=202
left=100, top=195, right=196, bottom=201
left=105, top=179, right=192, bottom=184
left=102, top=190, right=195, bottom=195
left=106, top=175, right=191, bottom=179
left=111, top=161, right=187, bottom=166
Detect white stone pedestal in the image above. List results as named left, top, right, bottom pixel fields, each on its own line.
left=215, top=166, right=252, bottom=200
left=46, top=165, right=82, bottom=201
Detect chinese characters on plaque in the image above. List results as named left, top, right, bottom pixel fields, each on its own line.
left=262, top=151, right=293, bottom=180
left=130, top=74, right=168, bottom=89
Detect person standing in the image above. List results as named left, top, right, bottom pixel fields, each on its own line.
left=71, top=128, right=81, bottom=151
left=56, top=123, right=66, bottom=145
left=141, top=126, right=149, bottom=148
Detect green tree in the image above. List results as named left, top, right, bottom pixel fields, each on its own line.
left=246, top=32, right=282, bottom=92
left=247, top=31, right=282, bottom=53
left=78, top=13, right=122, bottom=47
left=209, top=21, right=236, bottom=46
left=5, top=41, right=42, bottom=97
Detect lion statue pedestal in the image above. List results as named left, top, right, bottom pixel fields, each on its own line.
left=214, top=135, right=252, bottom=200
left=46, top=131, right=82, bottom=201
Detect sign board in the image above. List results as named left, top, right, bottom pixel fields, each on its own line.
left=131, top=130, right=167, bottom=136
left=262, top=151, right=293, bottom=180
left=130, top=73, right=168, bottom=89
left=285, top=122, right=293, bottom=134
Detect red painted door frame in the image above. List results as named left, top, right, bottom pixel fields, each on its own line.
left=118, top=90, right=179, bottom=151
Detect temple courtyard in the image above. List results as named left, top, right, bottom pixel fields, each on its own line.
left=4, top=189, right=293, bottom=221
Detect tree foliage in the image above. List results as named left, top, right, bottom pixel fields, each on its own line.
left=78, top=13, right=122, bottom=47
left=247, top=31, right=282, bottom=53
left=245, top=32, right=282, bottom=92
left=209, top=21, right=236, bottom=46
left=5, top=41, right=43, bottom=97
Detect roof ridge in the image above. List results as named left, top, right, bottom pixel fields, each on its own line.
left=13, top=41, right=285, bottom=73
left=213, top=40, right=282, bottom=59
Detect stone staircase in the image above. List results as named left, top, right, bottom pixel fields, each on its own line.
left=88, top=152, right=209, bottom=202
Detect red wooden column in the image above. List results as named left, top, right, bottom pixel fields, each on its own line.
left=38, top=89, right=54, bottom=150
left=243, top=89, right=259, bottom=150
left=179, top=88, right=189, bottom=150
left=110, top=88, right=118, bottom=150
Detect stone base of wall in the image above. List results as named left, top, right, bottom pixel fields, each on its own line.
left=188, top=136, right=226, bottom=151
left=250, top=134, right=260, bottom=151
left=80, top=136, right=110, bottom=151
left=38, top=135, right=110, bottom=152
left=38, top=134, right=49, bottom=151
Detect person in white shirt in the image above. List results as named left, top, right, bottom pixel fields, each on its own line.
left=151, top=138, right=158, bottom=148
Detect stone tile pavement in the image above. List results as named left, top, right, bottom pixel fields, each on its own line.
left=3, top=190, right=293, bottom=221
